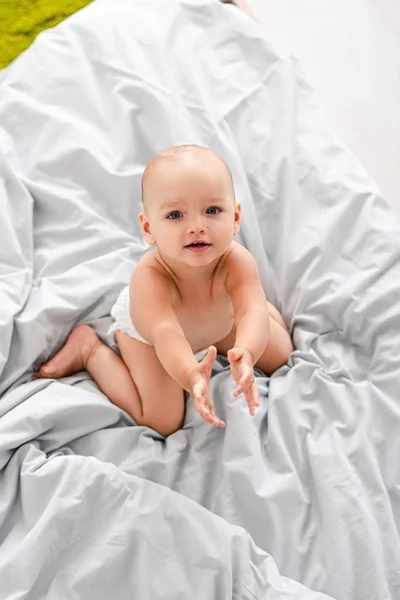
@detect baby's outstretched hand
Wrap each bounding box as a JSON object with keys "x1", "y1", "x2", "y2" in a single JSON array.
[
  {"x1": 190, "y1": 346, "x2": 225, "y2": 428},
  {"x1": 227, "y1": 347, "x2": 260, "y2": 416}
]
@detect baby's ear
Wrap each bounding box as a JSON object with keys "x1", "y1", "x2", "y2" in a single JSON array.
[
  {"x1": 233, "y1": 202, "x2": 241, "y2": 235},
  {"x1": 138, "y1": 212, "x2": 156, "y2": 246}
]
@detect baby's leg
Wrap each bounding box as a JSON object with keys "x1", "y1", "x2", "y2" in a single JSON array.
[
  {"x1": 34, "y1": 325, "x2": 184, "y2": 437},
  {"x1": 257, "y1": 303, "x2": 294, "y2": 374},
  {"x1": 115, "y1": 330, "x2": 185, "y2": 436},
  {"x1": 266, "y1": 301, "x2": 289, "y2": 330}
]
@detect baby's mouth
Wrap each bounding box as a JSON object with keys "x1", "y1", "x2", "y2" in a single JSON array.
[
  {"x1": 184, "y1": 241, "x2": 212, "y2": 253},
  {"x1": 185, "y1": 242, "x2": 211, "y2": 248}
]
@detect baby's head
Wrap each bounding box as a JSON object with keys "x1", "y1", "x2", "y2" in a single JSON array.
[{"x1": 138, "y1": 145, "x2": 241, "y2": 266}]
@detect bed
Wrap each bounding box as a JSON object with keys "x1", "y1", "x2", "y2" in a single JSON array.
[{"x1": 0, "y1": 0, "x2": 399, "y2": 598}]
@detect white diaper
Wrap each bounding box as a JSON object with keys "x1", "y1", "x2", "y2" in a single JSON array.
[{"x1": 108, "y1": 285, "x2": 151, "y2": 345}]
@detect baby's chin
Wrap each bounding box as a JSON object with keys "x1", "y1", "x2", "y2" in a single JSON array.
[{"x1": 159, "y1": 245, "x2": 221, "y2": 265}]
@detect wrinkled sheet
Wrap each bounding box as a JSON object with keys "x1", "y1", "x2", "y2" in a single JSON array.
[{"x1": 1, "y1": 0, "x2": 400, "y2": 598}]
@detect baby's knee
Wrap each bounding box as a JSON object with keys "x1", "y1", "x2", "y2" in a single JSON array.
[
  {"x1": 159, "y1": 420, "x2": 183, "y2": 437},
  {"x1": 150, "y1": 416, "x2": 184, "y2": 437},
  {"x1": 139, "y1": 409, "x2": 184, "y2": 437}
]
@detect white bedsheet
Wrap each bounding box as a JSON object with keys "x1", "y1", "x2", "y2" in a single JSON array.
[{"x1": 0, "y1": 0, "x2": 400, "y2": 598}]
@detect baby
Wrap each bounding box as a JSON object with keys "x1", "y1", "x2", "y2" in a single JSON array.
[{"x1": 34, "y1": 145, "x2": 293, "y2": 436}]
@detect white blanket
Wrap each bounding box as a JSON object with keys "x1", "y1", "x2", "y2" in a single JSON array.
[{"x1": 0, "y1": 0, "x2": 399, "y2": 598}]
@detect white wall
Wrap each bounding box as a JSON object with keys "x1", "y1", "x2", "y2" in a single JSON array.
[{"x1": 246, "y1": 0, "x2": 400, "y2": 213}]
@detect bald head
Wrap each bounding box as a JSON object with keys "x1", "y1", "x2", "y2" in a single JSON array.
[{"x1": 141, "y1": 145, "x2": 235, "y2": 210}]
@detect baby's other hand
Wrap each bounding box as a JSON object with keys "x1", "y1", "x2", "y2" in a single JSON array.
[
  {"x1": 190, "y1": 346, "x2": 225, "y2": 428},
  {"x1": 227, "y1": 347, "x2": 260, "y2": 416}
]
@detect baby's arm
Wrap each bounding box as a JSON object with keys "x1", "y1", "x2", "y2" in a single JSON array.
[
  {"x1": 226, "y1": 247, "x2": 270, "y2": 365},
  {"x1": 131, "y1": 267, "x2": 224, "y2": 426},
  {"x1": 131, "y1": 267, "x2": 199, "y2": 390}
]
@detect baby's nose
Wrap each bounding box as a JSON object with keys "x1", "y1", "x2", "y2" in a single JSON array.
[{"x1": 188, "y1": 220, "x2": 206, "y2": 234}]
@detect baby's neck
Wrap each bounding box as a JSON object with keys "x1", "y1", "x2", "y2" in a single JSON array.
[{"x1": 155, "y1": 250, "x2": 222, "y2": 287}]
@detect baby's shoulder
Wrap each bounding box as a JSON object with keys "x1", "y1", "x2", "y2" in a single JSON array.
[
  {"x1": 222, "y1": 241, "x2": 255, "y2": 271},
  {"x1": 130, "y1": 250, "x2": 173, "y2": 288},
  {"x1": 134, "y1": 249, "x2": 158, "y2": 271},
  {"x1": 222, "y1": 242, "x2": 260, "y2": 289}
]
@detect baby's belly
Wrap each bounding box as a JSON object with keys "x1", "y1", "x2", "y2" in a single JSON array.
[{"x1": 181, "y1": 316, "x2": 235, "y2": 354}]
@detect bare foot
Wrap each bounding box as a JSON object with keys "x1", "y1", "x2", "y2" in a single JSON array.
[{"x1": 33, "y1": 325, "x2": 101, "y2": 379}]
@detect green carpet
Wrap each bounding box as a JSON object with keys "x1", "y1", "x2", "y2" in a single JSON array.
[{"x1": 0, "y1": 0, "x2": 93, "y2": 69}]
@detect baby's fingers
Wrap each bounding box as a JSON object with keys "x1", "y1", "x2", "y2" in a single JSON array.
[
  {"x1": 195, "y1": 397, "x2": 225, "y2": 428},
  {"x1": 200, "y1": 346, "x2": 217, "y2": 370},
  {"x1": 211, "y1": 415, "x2": 226, "y2": 428},
  {"x1": 200, "y1": 406, "x2": 225, "y2": 428},
  {"x1": 233, "y1": 371, "x2": 253, "y2": 398},
  {"x1": 207, "y1": 400, "x2": 226, "y2": 428},
  {"x1": 246, "y1": 384, "x2": 260, "y2": 416}
]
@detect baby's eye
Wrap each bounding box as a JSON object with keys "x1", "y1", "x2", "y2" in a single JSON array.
[
  {"x1": 167, "y1": 211, "x2": 183, "y2": 220},
  {"x1": 206, "y1": 206, "x2": 221, "y2": 215}
]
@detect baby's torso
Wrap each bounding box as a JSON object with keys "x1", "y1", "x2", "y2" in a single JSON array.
[
  {"x1": 135, "y1": 249, "x2": 235, "y2": 353},
  {"x1": 170, "y1": 278, "x2": 234, "y2": 353}
]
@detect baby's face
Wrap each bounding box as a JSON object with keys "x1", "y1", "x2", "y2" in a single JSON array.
[{"x1": 139, "y1": 158, "x2": 240, "y2": 267}]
